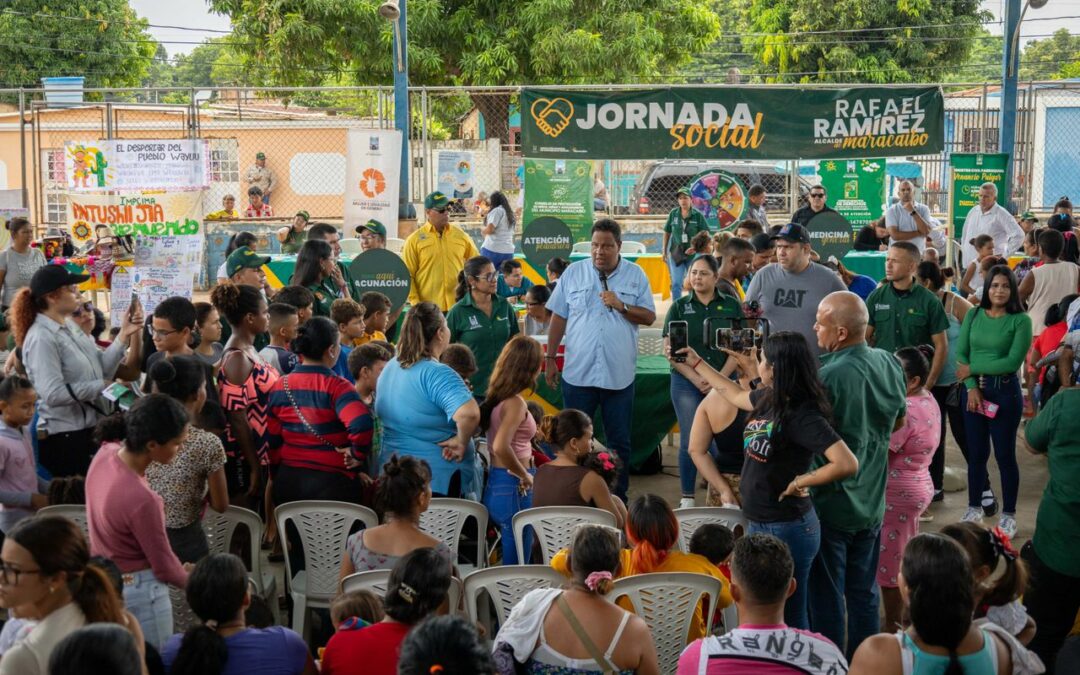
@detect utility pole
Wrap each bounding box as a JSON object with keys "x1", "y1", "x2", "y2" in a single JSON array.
[{"x1": 1000, "y1": 0, "x2": 1022, "y2": 199}]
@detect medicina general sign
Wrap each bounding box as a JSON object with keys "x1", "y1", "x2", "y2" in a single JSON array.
[{"x1": 521, "y1": 86, "x2": 944, "y2": 160}]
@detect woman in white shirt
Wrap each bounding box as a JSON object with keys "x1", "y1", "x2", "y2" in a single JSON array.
[{"x1": 480, "y1": 191, "x2": 516, "y2": 268}]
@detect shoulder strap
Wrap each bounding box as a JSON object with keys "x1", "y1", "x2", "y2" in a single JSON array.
[
  {"x1": 554, "y1": 594, "x2": 617, "y2": 674},
  {"x1": 281, "y1": 375, "x2": 337, "y2": 451}
]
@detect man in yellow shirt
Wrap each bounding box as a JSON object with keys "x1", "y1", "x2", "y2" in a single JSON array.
[
  {"x1": 206, "y1": 194, "x2": 239, "y2": 220},
  {"x1": 403, "y1": 191, "x2": 479, "y2": 311}
]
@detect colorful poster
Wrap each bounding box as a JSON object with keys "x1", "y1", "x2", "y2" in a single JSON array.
[
  {"x1": 436, "y1": 151, "x2": 475, "y2": 199},
  {"x1": 687, "y1": 169, "x2": 747, "y2": 232},
  {"x1": 64, "y1": 140, "x2": 209, "y2": 191},
  {"x1": 949, "y1": 153, "x2": 1008, "y2": 236},
  {"x1": 522, "y1": 86, "x2": 944, "y2": 160},
  {"x1": 109, "y1": 267, "x2": 133, "y2": 328},
  {"x1": 523, "y1": 158, "x2": 593, "y2": 244},
  {"x1": 817, "y1": 158, "x2": 885, "y2": 228},
  {"x1": 345, "y1": 129, "x2": 402, "y2": 238},
  {"x1": 65, "y1": 191, "x2": 205, "y2": 246},
  {"x1": 131, "y1": 265, "x2": 194, "y2": 315}
]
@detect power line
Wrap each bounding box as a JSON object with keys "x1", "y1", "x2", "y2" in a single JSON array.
[{"x1": 0, "y1": 9, "x2": 231, "y2": 34}]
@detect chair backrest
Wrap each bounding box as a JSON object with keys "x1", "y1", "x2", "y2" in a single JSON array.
[
  {"x1": 637, "y1": 327, "x2": 665, "y2": 356},
  {"x1": 571, "y1": 241, "x2": 591, "y2": 254},
  {"x1": 202, "y1": 506, "x2": 268, "y2": 593},
  {"x1": 419, "y1": 498, "x2": 488, "y2": 570},
  {"x1": 609, "y1": 572, "x2": 723, "y2": 675},
  {"x1": 385, "y1": 237, "x2": 406, "y2": 254},
  {"x1": 339, "y1": 237, "x2": 363, "y2": 256},
  {"x1": 341, "y1": 570, "x2": 463, "y2": 615},
  {"x1": 36, "y1": 505, "x2": 88, "y2": 538},
  {"x1": 674, "y1": 507, "x2": 749, "y2": 553},
  {"x1": 512, "y1": 506, "x2": 617, "y2": 565},
  {"x1": 620, "y1": 240, "x2": 646, "y2": 255},
  {"x1": 170, "y1": 585, "x2": 199, "y2": 634},
  {"x1": 275, "y1": 501, "x2": 379, "y2": 602},
  {"x1": 463, "y1": 565, "x2": 566, "y2": 632}
]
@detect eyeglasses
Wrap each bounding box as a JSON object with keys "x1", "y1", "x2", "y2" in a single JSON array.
[
  {"x1": 0, "y1": 562, "x2": 41, "y2": 585},
  {"x1": 152, "y1": 328, "x2": 182, "y2": 339},
  {"x1": 473, "y1": 272, "x2": 499, "y2": 282},
  {"x1": 359, "y1": 233, "x2": 380, "y2": 241},
  {"x1": 430, "y1": 207, "x2": 448, "y2": 214},
  {"x1": 810, "y1": 193, "x2": 825, "y2": 198},
  {"x1": 72, "y1": 301, "x2": 93, "y2": 317}
]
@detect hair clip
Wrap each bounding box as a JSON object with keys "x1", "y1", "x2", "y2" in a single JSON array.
[
  {"x1": 584, "y1": 571, "x2": 613, "y2": 592},
  {"x1": 398, "y1": 582, "x2": 418, "y2": 604},
  {"x1": 989, "y1": 527, "x2": 1018, "y2": 561},
  {"x1": 205, "y1": 619, "x2": 219, "y2": 630},
  {"x1": 429, "y1": 667, "x2": 444, "y2": 674}
]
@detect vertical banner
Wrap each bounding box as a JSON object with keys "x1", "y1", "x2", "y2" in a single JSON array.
[
  {"x1": 949, "y1": 153, "x2": 1009, "y2": 237},
  {"x1": 436, "y1": 150, "x2": 475, "y2": 199},
  {"x1": 523, "y1": 159, "x2": 593, "y2": 244},
  {"x1": 345, "y1": 129, "x2": 402, "y2": 238},
  {"x1": 817, "y1": 158, "x2": 885, "y2": 228}
]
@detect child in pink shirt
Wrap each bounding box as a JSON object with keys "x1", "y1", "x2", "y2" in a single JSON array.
[{"x1": 0, "y1": 376, "x2": 48, "y2": 536}]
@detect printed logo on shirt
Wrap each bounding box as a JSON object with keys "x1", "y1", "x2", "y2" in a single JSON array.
[
  {"x1": 773, "y1": 288, "x2": 807, "y2": 309},
  {"x1": 683, "y1": 304, "x2": 697, "y2": 315},
  {"x1": 744, "y1": 418, "x2": 774, "y2": 463},
  {"x1": 468, "y1": 315, "x2": 481, "y2": 330},
  {"x1": 875, "y1": 304, "x2": 890, "y2": 311}
]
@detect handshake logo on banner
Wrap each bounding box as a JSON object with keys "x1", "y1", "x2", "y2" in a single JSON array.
[{"x1": 531, "y1": 97, "x2": 575, "y2": 138}]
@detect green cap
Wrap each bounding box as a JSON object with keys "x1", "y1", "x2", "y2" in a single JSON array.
[
  {"x1": 255, "y1": 152, "x2": 266, "y2": 159},
  {"x1": 295, "y1": 210, "x2": 310, "y2": 222},
  {"x1": 676, "y1": 186, "x2": 692, "y2": 197},
  {"x1": 424, "y1": 191, "x2": 450, "y2": 210},
  {"x1": 1020, "y1": 211, "x2": 1037, "y2": 222},
  {"x1": 226, "y1": 246, "x2": 271, "y2": 277},
  {"x1": 356, "y1": 219, "x2": 387, "y2": 237}
]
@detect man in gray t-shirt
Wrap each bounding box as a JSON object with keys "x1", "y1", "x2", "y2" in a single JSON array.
[{"x1": 744, "y1": 223, "x2": 847, "y2": 355}]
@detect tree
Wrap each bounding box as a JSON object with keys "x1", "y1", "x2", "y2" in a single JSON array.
[
  {"x1": 943, "y1": 28, "x2": 1002, "y2": 83},
  {"x1": 685, "y1": 0, "x2": 758, "y2": 82},
  {"x1": 141, "y1": 43, "x2": 176, "y2": 93},
  {"x1": 739, "y1": 0, "x2": 989, "y2": 83},
  {"x1": 206, "y1": 0, "x2": 720, "y2": 144},
  {"x1": 1020, "y1": 28, "x2": 1080, "y2": 81},
  {"x1": 0, "y1": 0, "x2": 156, "y2": 89}
]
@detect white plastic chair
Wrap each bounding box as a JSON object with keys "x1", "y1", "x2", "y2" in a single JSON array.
[
  {"x1": 36, "y1": 505, "x2": 88, "y2": 539},
  {"x1": 419, "y1": 498, "x2": 489, "y2": 574},
  {"x1": 385, "y1": 237, "x2": 406, "y2": 254},
  {"x1": 275, "y1": 501, "x2": 378, "y2": 640},
  {"x1": 674, "y1": 506, "x2": 749, "y2": 553},
  {"x1": 170, "y1": 585, "x2": 199, "y2": 634},
  {"x1": 620, "y1": 240, "x2": 646, "y2": 255},
  {"x1": 609, "y1": 572, "x2": 723, "y2": 674},
  {"x1": 571, "y1": 241, "x2": 591, "y2": 254},
  {"x1": 338, "y1": 237, "x2": 363, "y2": 256},
  {"x1": 202, "y1": 506, "x2": 280, "y2": 624},
  {"x1": 340, "y1": 569, "x2": 463, "y2": 615},
  {"x1": 512, "y1": 506, "x2": 617, "y2": 565},
  {"x1": 463, "y1": 565, "x2": 566, "y2": 635},
  {"x1": 637, "y1": 327, "x2": 665, "y2": 356}
]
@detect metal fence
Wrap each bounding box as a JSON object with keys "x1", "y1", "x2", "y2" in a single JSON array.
[{"x1": 2, "y1": 81, "x2": 1079, "y2": 230}]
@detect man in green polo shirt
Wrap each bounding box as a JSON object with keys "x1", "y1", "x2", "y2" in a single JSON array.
[
  {"x1": 809, "y1": 290, "x2": 907, "y2": 658},
  {"x1": 866, "y1": 241, "x2": 949, "y2": 389},
  {"x1": 662, "y1": 186, "x2": 708, "y2": 300}
]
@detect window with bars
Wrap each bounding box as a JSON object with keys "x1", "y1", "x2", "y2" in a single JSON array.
[{"x1": 41, "y1": 149, "x2": 67, "y2": 223}]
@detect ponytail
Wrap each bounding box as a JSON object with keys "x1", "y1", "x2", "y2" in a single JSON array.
[
  {"x1": 397, "y1": 302, "x2": 444, "y2": 368},
  {"x1": 940, "y1": 521, "x2": 1028, "y2": 609},
  {"x1": 454, "y1": 270, "x2": 469, "y2": 302},
  {"x1": 10, "y1": 287, "x2": 46, "y2": 347},
  {"x1": 625, "y1": 495, "x2": 678, "y2": 575},
  {"x1": 456, "y1": 256, "x2": 493, "y2": 302},
  {"x1": 172, "y1": 553, "x2": 248, "y2": 675},
  {"x1": 73, "y1": 564, "x2": 126, "y2": 624},
  {"x1": 170, "y1": 626, "x2": 228, "y2": 675},
  {"x1": 902, "y1": 534, "x2": 974, "y2": 675}
]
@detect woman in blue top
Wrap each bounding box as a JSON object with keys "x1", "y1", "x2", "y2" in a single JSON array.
[{"x1": 374, "y1": 302, "x2": 480, "y2": 497}]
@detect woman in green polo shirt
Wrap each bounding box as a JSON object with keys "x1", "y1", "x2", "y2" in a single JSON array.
[
  {"x1": 662, "y1": 254, "x2": 743, "y2": 508},
  {"x1": 447, "y1": 256, "x2": 519, "y2": 398},
  {"x1": 662, "y1": 187, "x2": 708, "y2": 300},
  {"x1": 290, "y1": 239, "x2": 338, "y2": 317}
]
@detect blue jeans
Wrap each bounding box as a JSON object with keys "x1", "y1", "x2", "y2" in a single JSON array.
[
  {"x1": 484, "y1": 467, "x2": 534, "y2": 565},
  {"x1": 749, "y1": 510, "x2": 820, "y2": 630},
  {"x1": 123, "y1": 569, "x2": 173, "y2": 650},
  {"x1": 480, "y1": 247, "x2": 515, "y2": 269},
  {"x1": 668, "y1": 257, "x2": 689, "y2": 300},
  {"x1": 671, "y1": 371, "x2": 710, "y2": 497},
  {"x1": 561, "y1": 380, "x2": 635, "y2": 501},
  {"x1": 961, "y1": 376, "x2": 1022, "y2": 514},
  {"x1": 809, "y1": 522, "x2": 882, "y2": 659}
]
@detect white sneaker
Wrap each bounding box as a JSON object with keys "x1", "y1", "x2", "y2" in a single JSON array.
[
  {"x1": 961, "y1": 506, "x2": 985, "y2": 523},
  {"x1": 998, "y1": 515, "x2": 1018, "y2": 539},
  {"x1": 679, "y1": 498, "x2": 696, "y2": 509}
]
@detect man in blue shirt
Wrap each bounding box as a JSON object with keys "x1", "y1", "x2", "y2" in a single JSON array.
[{"x1": 545, "y1": 219, "x2": 656, "y2": 500}]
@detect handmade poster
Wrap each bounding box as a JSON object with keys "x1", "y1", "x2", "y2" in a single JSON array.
[
  {"x1": 65, "y1": 191, "x2": 205, "y2": 246},
  {"x1": 64, "y1": 140, "x2": 210, "y2": 191},
  {"x1": 109, "y1": 267, "x2": 133, "y2": 328},
  {"x1": 345, "y1": 129, "x2": 402, "y2": 238},
  {"x1": 131, "y1": 266, "x2": 194, "y2": 315},
  {"x1": 436, "y1": 150, "x2": 475, "y2": 199}
]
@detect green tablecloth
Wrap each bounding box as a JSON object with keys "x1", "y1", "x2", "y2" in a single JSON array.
[
  {"x1": 841, "y1": 251, "x2": 886, "y2": 281},
  {"x1": 531, "y1": 354, "x2": 675, "y2": 470}
]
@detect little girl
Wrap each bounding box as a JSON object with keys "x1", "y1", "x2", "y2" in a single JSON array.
[
  {"x1": 961, "y1": 234, "x2": 996, "y2": 297},
  {"x1": 942, "y1": 520, "x2": 1036, "y2": 645},
  {"x1": 0, "y1": 375, "x2": 48, "y2": 541},
  {"x1": 879, "y1": 345, "x2": 940, "y2": 632},
  {"x1": 583, "y1": 447, "x2": 620, "y2": 493}
]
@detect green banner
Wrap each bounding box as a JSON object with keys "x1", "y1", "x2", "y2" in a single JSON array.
[
  {"x1": 523, "y1": 86, "x2": 944, "y2": 160},
  {"x1": 522, "y1": 217, "x2": 573, "y2": 270},
  {"x1": 949, "y1": 153, "x2": 1009, "y2": 235},
  {"x1": 523, "y1": 158, "x2": 594, "y2": 243},
  {"x1": 817, "y1": 158, "x2": 885, "y2": 228},
  {"x1": 805, "y1": 211, "x2": 855, "y2": 261},
  {"x1": 347, "y1": 248, "x2": 412, "y2": 311}
]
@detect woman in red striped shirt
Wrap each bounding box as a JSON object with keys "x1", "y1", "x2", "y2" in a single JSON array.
[{"x1": 267, "y1": 317, "x2": 374, "y2": 506}]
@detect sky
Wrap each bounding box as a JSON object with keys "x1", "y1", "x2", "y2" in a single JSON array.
[{"x1": 136, "y1": 0, "x2": 1080, "y2": 56}]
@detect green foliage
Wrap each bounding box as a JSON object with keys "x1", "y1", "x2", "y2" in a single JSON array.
[
  {"x1": 0, "y1": 0, "x2": 156, "y2": 88},
  {"x1": 942, "y1": 28, "x2": 1002, "y2": 83},
  {"x1": 1019, "y1": 28, "x2": 1080, "y2": 81}
]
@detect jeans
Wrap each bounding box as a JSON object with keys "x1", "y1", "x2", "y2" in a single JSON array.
[
  {"x1": 961, "y1": 377, "x2": 1022, "y2": 514},
  {"x1": 561, "y1": 380, "x2": 635, "y2": 500},
  {"x1": 480, "y1": 247, "x2": 514, "y2": 269},
  {"x1": 1022, "y1": 540, "x2": 1080, "y2": 673},
  {"x1": 484, "y1": 467, "x2": 534, "y2": 565},
  {"x1": 123, "y1": 569, "x2": 173, "y2": 650},
  {"x1": 671, "y1": 371, "x2": 709, "y2": 497},
  {"x1": 809, "y1": 522, "x2": 882, "y2": 659},
  {"x1": 749, "y1": 510, "x2": 820, "y2": 630},
  {"x1": 929, "y1": 384, "x2": 977, "y2": 492},
  {"x1": 667, "y1": 257, "x2": 689, "y2": 300}
]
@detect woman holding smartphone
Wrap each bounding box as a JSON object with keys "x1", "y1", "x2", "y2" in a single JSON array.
[{"x1": 662, "y1": 254, "x2": 745, "y2": 509}]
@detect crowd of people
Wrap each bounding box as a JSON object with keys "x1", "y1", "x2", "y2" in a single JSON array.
[{"x1": 0, "y1": 177, "x2": 1072, "y2": 674}]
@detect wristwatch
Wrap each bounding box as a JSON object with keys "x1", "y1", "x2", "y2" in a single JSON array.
[{"x1": 618, "y1": 302, "x2": 629, "y2": 315}]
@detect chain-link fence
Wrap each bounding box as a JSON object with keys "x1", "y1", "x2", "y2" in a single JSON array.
[{"x1": 3, "y1": 81, "x2": 1079, "y2": 233}]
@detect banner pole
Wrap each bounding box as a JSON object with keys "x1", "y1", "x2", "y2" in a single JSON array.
[{"x1": 946, "y1": 164, "x2": 954, "y2": 270}]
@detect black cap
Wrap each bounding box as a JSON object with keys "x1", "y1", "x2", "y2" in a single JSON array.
[
  {"x1": 30, "y1": 265, "x2": 89, "y2": 299},
  {"x1": 750, "y1": 233, "x2": 775, "y2": 252},
  {"x1": 770, "y1": 222, "x2": 811, "y2": 244}
]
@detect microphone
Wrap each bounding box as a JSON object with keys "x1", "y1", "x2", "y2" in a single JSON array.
[{"x1": 598, "y1": 270, "x2": 613, "y2": 312}]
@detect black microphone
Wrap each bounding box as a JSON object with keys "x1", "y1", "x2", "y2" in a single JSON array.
[{"x1": 598, "y1": 270, "x2": 613, "y2": 312}]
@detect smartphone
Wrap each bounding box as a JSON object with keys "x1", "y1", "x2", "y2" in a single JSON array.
[
  {"x1": 128, "y1": 292, "x2": 141, "y2": 320},
  {"x1": 716, "y1": 327, "x2": 758, "y2": 352},
  {"x1": 977, "y1": 400, "x2": 1000, "y2": 419},
  {"x1": 669, "y1": 321, "x2": 689, "y2": 363}
]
